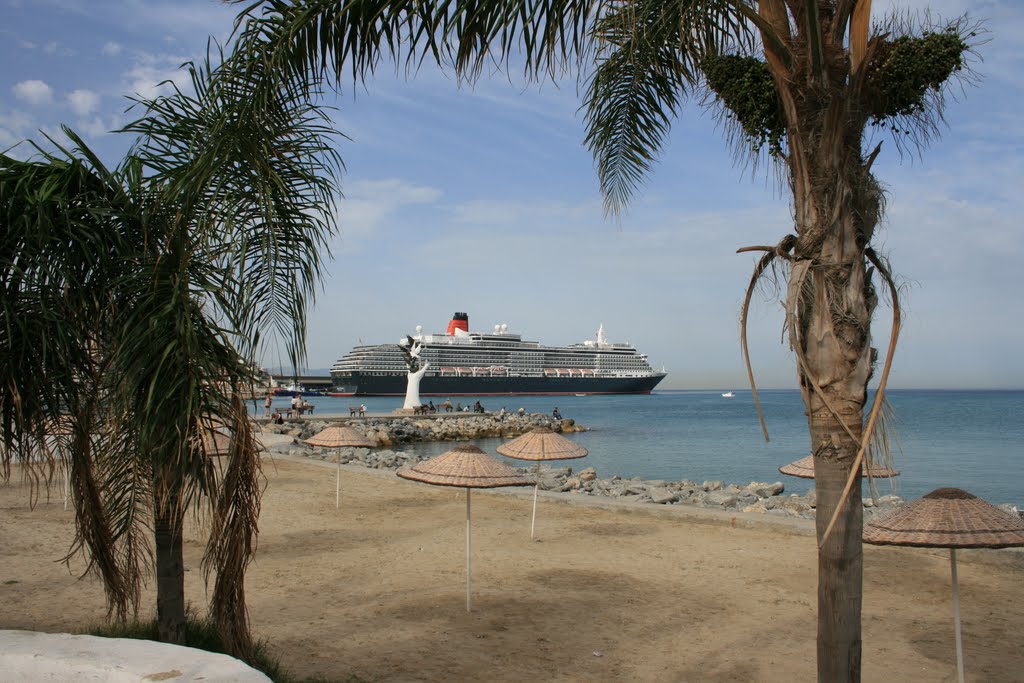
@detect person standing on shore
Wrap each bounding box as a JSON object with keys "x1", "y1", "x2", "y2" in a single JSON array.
[
  {"x1": 552, "y1": 407, "x2": 561, "y2": 420},
  {"x1": 264, "y1": 392, "x2": 273, "y2": 417}
]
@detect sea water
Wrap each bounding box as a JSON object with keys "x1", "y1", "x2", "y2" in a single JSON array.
[{"x1": 262, "y1": 390, "x2": 1023, "y2": 507}]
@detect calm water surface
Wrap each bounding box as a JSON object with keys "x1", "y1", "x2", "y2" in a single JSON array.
[{"x1": 263, "y1": 390, "x2": 1023, "y2": 507}]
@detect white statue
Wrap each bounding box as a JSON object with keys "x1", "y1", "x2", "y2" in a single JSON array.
[{"x1": 400, "y1": 336, "x2": 430, "y2": 410}]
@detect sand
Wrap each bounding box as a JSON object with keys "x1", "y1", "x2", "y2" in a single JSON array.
[{"x1": 2, "y1": 453, "x2": 1022, "y2": 682}]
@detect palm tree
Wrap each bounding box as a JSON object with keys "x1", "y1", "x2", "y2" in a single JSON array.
[
  {"x1": 226, "y1": 1, "x2": 978, "y2": 678},
  {"x1": 0, "y1": 49, "x2": 340, "y2": 655}
]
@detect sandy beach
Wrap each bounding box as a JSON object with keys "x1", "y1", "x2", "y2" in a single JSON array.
[{"x1": 2, "y1": 452, "x2": 1022, "y2": 682}]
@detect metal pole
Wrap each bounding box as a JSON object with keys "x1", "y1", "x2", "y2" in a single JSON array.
[
  {"x1": 466, "y1": 488, "x2": 472, "y2": 612},
  {"x1": 531, "y1": 483, "x2": 539, "y2": 539},
  {"x1": 950, "y1": 548, "x2": 965, "y2": 683},
  {"x1": 336, "y1": 450, "x2": 341, "y2": 508}
]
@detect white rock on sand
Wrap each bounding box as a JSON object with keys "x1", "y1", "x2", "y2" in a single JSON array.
[{"x1": 0, "y1": 630, "x2": 270, "y2": 682}]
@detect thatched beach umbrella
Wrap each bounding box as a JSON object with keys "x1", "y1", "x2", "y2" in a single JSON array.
[
  {"x1": 864, "y1": 488, "x2": 1024, "y2": 683},
  {"x1": 496, "y1": 426, "x2": 588, "y2": 538},
  {"x1": 397, "y1": 444, "x2": 531, "y2": 611},
  {"x1": 778, "y1": 454, "x2": 899, "y2": 479},
  {"x1": 305, "y1": 426, "x2": 375, "y2": 508}
]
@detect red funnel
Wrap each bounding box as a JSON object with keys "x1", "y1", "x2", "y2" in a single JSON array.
[{"x1": 447, "y1": 312, "x2": 469, "y2": 336}]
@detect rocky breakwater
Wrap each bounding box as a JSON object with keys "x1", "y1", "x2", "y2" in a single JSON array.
[
  {"x1": 260, "y1": 413, "x2": 911, "y2": 521},
  {"x1": 529, "y1": 466, "x2": 908, "y2": 521},
  {"x1": 263, "y1": 411, "x2": 584, "y2": 449}
]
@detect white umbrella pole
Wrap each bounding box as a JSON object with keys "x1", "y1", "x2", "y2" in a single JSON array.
[
  {"x1": 950, "y1": 548, "x2": 965, "y2": 683},
  {"x1": 63, "y1": 461, "x2": 69, "y2": 511},
  {"x1": 466, "y1": 488, "x2": 472, "y2": 612},
  {"x1": 336, "y1": 451, "x2": 341, "y2": 509},
  {"x1": 531, "y1": 483, "x2": 539, "y2": 539}
]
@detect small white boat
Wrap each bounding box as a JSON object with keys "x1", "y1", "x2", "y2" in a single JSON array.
[{"x1": 721, "y1": 391, "x2": 735, "y2": 398}]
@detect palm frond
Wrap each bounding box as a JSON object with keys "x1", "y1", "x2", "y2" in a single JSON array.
[
  {"x1": 583, "y1": 34, "x2": 686, "y2": 215},
  {"x1": 583, "y1": 0, "x2": 746, "y2": 215},
  {"x1": 0, "y1": 135, "x2": 134, "y2": 477},
  {"x1": 801, "y1": 0, "x2": 827, "y2": 83},
  {"x1": 121, "y1": 46, "x2": 341, "y2": 370},
  {"x1": 232, "y1": 0, "x2": 598, "y2": 86},
  {"x1": 203, "y1": 394, "x2": 263, "y2": 658}
]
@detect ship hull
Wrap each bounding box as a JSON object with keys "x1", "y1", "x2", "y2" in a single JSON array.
[{"x1": 331, "y1": 372, "x2": 666, "y2": 396}]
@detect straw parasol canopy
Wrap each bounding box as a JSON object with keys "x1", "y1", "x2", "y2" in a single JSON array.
[
  {"x1": 864, "y1": 487, "x2": 1024, "y2": 549},
  {"x1": 495, "y1": 427, "x2": 588, "y2": 461},
  {"x1": 304, "y1": 426, "x2": 375, "y2": 449},
  {"x1": 305, "y1": 426, "x2": 376, "y2": 508},
  {"x1": 864, "y1": 488, "x2": 1024, "y2": 683},
  {"x1": 397, "y1": 445, "x2": 531, "y2": 611},
  {"x1": 497, "y1": 427, "x2": 588, "y2": 538},
  {"x1": 779, "y1": 454, "x2": 899, "y2": 479},
  {"x1": 398, "y1": 444, "x2": 532, "y2": 489}
]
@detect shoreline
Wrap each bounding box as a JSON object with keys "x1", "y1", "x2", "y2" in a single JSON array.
[{"x1": 257, "y1": 414, "x2": 931, "y2": 523}]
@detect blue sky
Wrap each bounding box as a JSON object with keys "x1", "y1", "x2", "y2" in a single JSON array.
[{"x1": 2, "y1": 0, "x2": 1022, "y2": 389}]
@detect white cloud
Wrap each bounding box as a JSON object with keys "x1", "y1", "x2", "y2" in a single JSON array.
[
  {"x1": 67, "y1": 89, "x2": 100, "y2": 116},
  {"x1": 101, "y1": 41, "x2": 122, "y2": 57},
  {"x1": 12, "y1": 80, "x2": 54, "y2": 105},
  {"x1": 76, "y1": 116, "x2": 114, "y2": 139},
  {"x1": 123, "y1": 53, "x2": 191, "y2": 100},
  {"x1": 337, "y1": 179, "x2": 443, "y2": 240},
  {"x1": 44, "y1": 41, "x2": 58, "y2": 55}
]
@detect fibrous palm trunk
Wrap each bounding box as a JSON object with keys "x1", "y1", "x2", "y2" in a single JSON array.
[
  {"x1": 786, "y1": 87, "x2": 877, "y2": 683},
  {"x1": 786, "y1": 121, "x2": 876, "y2": 679},
  {"x1": 154, "y1": 486, "x2": 186, "y2": 645}
]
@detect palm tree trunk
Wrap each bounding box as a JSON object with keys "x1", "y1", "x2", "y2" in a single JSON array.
[
  {"x1": 154, "y1": 487, "x2": 186, "y2": 645},
  {"x1": 798, "y1": 243, "x2": 870, "y2": 682},
  {"x1": 812, "y1": 421, "x2": 865, "y2": 681},
  {"x1": 788, "y1": 118, "x2": 876, "y2": 682}
]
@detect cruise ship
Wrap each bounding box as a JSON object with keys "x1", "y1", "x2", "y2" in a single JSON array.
[{"x1": 329, "y1": 312, "x2": 667, "y2": 396}]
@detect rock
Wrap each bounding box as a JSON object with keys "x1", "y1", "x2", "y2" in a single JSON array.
[
  {"x1": 748, "y1": 481, "x2": 785, "y2": 498},
  {"x1": 704, "y1": 490, "x2": 739, "y2": 507},
  {"x1": 559, "y1": 478, "x2": 581, "y2": 492},
  {"x1": 702, "y1": 480, "x2": 725, "y2": 492},
  {"x1": 536, "y1": 475, "x2": 561, "y2": 490},
  {"x1": 578, "y1": 467, "x2": 597, "y2": 482},
  {"x1": 779, "y1": 498, "x2": 811, "y2": 515},
  {"x1": 649, "y1": 487, "x2": 678, "y2": 504}
]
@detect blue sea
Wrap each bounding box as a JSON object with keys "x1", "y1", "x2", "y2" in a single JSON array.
[{"x1": 264, "y1": 390, "x2": 1023, "y2": 508}]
